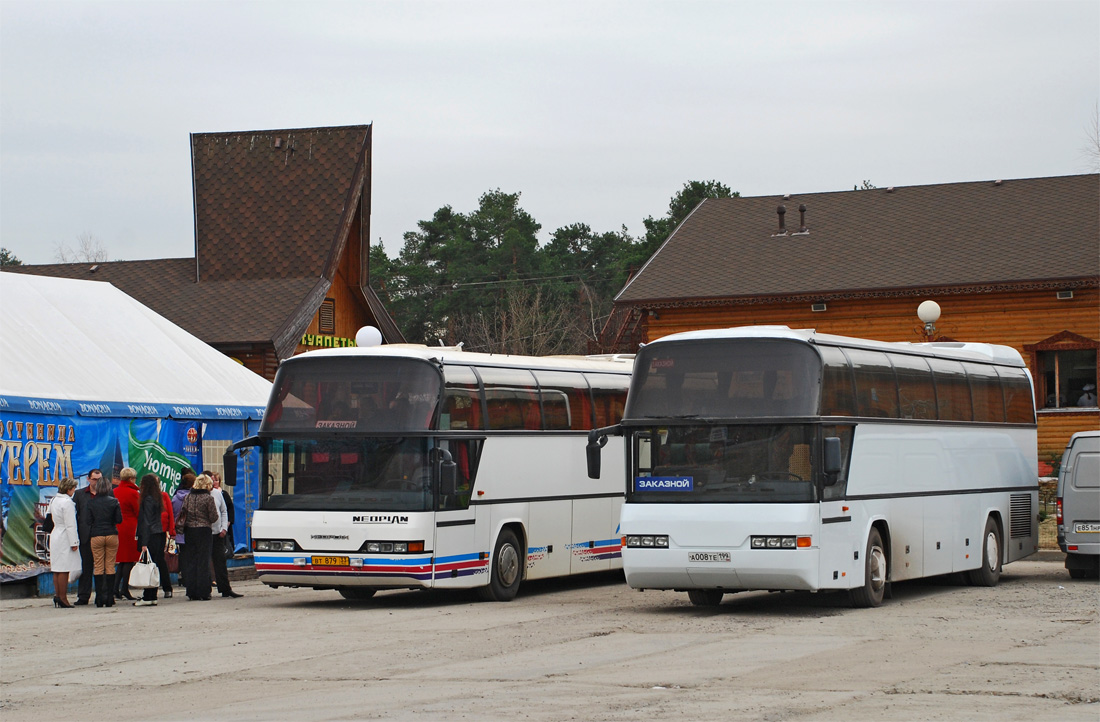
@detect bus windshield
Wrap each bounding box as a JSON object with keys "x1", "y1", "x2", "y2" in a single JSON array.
[
  {"x1": 626, "y1": 339, "x2": 821, "y2": 419},
  {"x1": 631, "y1": 424, "x2": 818, "y2": 503},
  {"x1": 264, "y1": 437, "x2": 432, "y2": 512},
  {"x1": 262, "y1": 357, "x2": 441, "y2": 433}
]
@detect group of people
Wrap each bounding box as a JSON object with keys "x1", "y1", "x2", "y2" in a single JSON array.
[{"x1": 46, "y1": 466, "x2": 242, "y2": 608}]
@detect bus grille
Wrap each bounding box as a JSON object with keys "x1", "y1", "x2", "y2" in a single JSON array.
[{"x1": 1010, "y1": 494, "x2": 1032, "y2": 539}]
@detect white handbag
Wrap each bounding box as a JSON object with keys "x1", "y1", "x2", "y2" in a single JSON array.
[{"x1": 129, "y1": 548, "x2": 161, "y2": 589}]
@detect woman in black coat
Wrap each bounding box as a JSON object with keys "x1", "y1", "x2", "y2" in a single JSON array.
[
  {"x1": 134, "y1": 474, "x2": 167, "y2": 606},
  {"x1": 86, "y1": 476, "x2": 122, "y2": 607},
  {"x1": 179, "y1": 474, "x2": 219, "y2": 601}
]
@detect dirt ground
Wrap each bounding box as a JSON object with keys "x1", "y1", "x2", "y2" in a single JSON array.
[{"x1": 1, "y1": 559, "x2": 1096, "y2": 721}]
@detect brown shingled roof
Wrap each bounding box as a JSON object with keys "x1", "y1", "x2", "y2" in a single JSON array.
[
  {"x1": 192, "y1": 124, "x2": 371, "y2": 281},
  {"x1": 617, "y1": 174, "x2": 1100, "y2": 305}
]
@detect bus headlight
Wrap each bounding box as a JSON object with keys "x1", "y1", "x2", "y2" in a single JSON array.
[
  {"x1": 254, "y1": 539, "x2": 297, "y2": 552},
  {"x1": 362, "y1": 540, "x2": 425, "y2": 554},
  {"x1": 751, "y1": 536, "x2": 811, "y2": 549},
  {"x1": 624, "y1": 535, "x2": 669, "y2": 548}
]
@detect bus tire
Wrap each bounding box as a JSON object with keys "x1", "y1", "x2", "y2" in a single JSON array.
[
  {"x1": 337, "y1": 587, "x2": 376, "y2": 601},
  {"x1": 966, "y1": 517, "x2": 1002, "y2": 587},
  {"x1": 850, "y1": 527, "x2": 886, "y2": 608},
  {"x1": 478, "y1": 528, "x2": 522, "y2": 602},
  {"x1": 687, "y1": 589, "x2": 724, "y2": 607}
]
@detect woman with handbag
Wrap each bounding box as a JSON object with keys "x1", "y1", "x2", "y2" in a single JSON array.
[
  {"x1": 158, "y1": 482, "x2": 176, "y2": 598},
  {"x1": 47, "y1": 478, "x2": 81, "y2": 608},
  {"x1": 87, "y1": 475, "x2": 122, "y2": 607},
  {"x1": 171, "y1": 473, "x2": 194, "y2": 590},
  {"x1": 180, "y1": 474, "x2": 219, "y2": 601},
  {"x1": 134, "y1": 474, "x2": 167, "y2": 607}
]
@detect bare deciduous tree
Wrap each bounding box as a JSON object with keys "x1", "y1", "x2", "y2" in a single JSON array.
[
  {"x1": 1084, "y1": 102, "x2": 1100, "y2": 173},
  {"x1": 54, "y1": 231, "x2": 109, "y2": 263},
  {"x1": 452, "y1": 286, "x2": 587, "y2": 356}
]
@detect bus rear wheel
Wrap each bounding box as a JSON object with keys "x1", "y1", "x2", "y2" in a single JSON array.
[
  {"x1": 966, "y1": 517, "x2": 1002, "y2": 587},
  {"x1": 850, "y1": 528, "x2": 886, "y2": 608},
  {"x1": 478, "y1": 528, "x2": 522, "y2": 602},
  {"x1": 337, "y1": 587, "x2": 376, "y2": 601},
  {"x1": 687, "y1": 589, "x2": 724, "y2": 607}
]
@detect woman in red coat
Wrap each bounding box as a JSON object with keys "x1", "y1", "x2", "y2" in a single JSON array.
[
  {"x1": 156, "y1": 486, "x2": 176, "y2": 597},
  {"x1": 113, "y1": 467, "x2": 142, "y2": 600}
]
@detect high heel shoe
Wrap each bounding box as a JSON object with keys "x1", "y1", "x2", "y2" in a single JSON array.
[{"x1": 52, "y1": 596, "x2": 60, "y2": 608}]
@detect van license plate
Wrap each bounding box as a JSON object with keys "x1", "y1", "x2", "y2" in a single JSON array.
[
  {"x1": 312, "y1": 556, "x2": 350, "y2": 566},
  {"x1": 688, "y1": 552, "x2": 731, "y2": 563},
  {"x1": 1073, "y1": 523, "x2": 1100, "y2": 533}
]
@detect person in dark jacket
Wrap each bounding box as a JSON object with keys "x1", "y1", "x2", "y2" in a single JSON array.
[
  {"x1": 87, "y1": 475, "x2": 123, "y2": 607},
  {"x1": 179, "y1": 474, "x2": 219, "y2": 601},
  {"x1": 134, "y1": 474, "x2": 167, "y2": 607},
  {"x1": 172, "y1": 474, "x2": 194, "y2": 589},
  {"x1": 71, "y1": 468, "x2": 103, "y2": 605}
]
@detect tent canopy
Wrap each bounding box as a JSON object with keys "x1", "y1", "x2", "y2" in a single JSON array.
[{"x1": 0, "y1": 272, "x2": 271, "y2": 419}]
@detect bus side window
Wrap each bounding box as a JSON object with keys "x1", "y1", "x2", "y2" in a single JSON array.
[
  {"x1": 845, "y1": 349, "x2": 900, "y2": 418},
  {"x1": 480, "y1": 368, "x2": 540, "y2": 430},
  {"x1": 964, "y1": 362, "x2": 1006, "y2": 423},
  {"x1": 890, "y1": 353, "x2": 936, "y2": 420},
  {"x1": 438, "y1": 439, "x2": 481, "y2": 510},
  {"x1": 997, "y1": 366, "x2": 1036, "y2": 423},
  {"x1": 818, "y1": 346, "x2": 856, "y2": 416},
  {"x1": 821, "y1": 426, "x2": 853, "y2": 500},
  {"x1": 442, "y1": 366, "x2": 482, "y2": 431},
  {"x1": 588, "y1": 373, "x2": 627, "y2": 427},
  {"x1": 928, "y1": 357, "x2": 972, "y2": 421}
]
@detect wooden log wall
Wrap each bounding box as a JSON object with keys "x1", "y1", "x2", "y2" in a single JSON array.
[{"x1": 645, "y1": 287, "x2": 1100, "y2": 457}]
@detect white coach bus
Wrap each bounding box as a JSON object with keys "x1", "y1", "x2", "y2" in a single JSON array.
[
  {"x1": 225, "y1": 332, "x2": 631, "y2": 601},
  {"x1": 586, "y1": 326, "x2": 1039, "y2": 607}
]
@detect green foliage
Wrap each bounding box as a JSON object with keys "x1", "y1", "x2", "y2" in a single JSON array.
[
  {"x1": 372, "y1": 180, "x2": 738, "y2": 353},
  {"x1": 0, "y1": 247, "x2": 23, "y2": 267}
]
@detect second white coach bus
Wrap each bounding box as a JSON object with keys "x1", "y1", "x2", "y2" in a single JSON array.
[
  {"x1": 586, "y1": 326, "x2": 1039, "y2": 607},
  {"x1": 226, "y1": 334, "x2": 631, "y2": 601}
]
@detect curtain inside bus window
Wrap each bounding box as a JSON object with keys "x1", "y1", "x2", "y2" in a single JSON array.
[
  {"x1": 533, "y1": 370, "x2": 592, "y2": 431},
  {"x1": 480, "y1": 368, "x2": 541, "y2": 430},
  {"x1": 818, "y1": 346, "x2": 856, "y2": 416},
  {"x1": 927, "y1": 357, "x2": 973, "y2": 421},
  {"x1": 963, "y1": 362, "x2": 1006, "y2": 423},
  {"x1": 843, "y1": 348, "x2": 899, "y2": 418},
  {"x1": 441, "y1": 365, "x2": 483, "y2": 431},
  {"x1": 588, "y1": 373, "x2": 627, "y2": 427},
  {"x1": 890, "y1": 353, "x2": 937, "y2": 420},
  {"x1": 996, "y1": 366, "x2": 1036, "y2": 423}
]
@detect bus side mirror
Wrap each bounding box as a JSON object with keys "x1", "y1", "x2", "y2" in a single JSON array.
[
  {"x1": 223, "y1": 450, "x2": 237, "y2": 487},
  {"x1": 823, "y1": 436, "x2": 842, "y2": 484},
  {"x1": 587, "y1": 432, "x2": 608, "y2": 479},
  {"x1": 437, "y1": 448, "x2": 457, "y2": 496}
]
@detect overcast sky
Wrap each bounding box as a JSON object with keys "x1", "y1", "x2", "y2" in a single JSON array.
[{"x1": 2, "y1": 0, "x2": 1097, "y2": 266}]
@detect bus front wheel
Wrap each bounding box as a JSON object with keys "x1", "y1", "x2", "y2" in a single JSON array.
[
  {"x1": 850, "y1": 528, "x2": 886, "y2": 608},
  {"x1": 687, "y1": 589, "x2": 724, "y2": 607},
  {"x1": 479, "y1": 528, "x2": 522, "y2": 602},
  {"x1": 966, "y1": 517, "x2": 1002, "y2": 587}
]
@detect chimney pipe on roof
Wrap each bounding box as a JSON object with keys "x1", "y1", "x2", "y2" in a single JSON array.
[
  {"x1": 776, "y1": 205, "x2": 787, "y2": 234},
  {"x1": 798, "y1": 204, "x2": 808, "y2": 233}
]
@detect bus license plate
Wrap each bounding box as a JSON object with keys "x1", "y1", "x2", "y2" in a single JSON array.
[
  {"x1": 1073, "y1": 523, "x2": 1100, "y2": 533},
  {"x1": 688, "y1": 552, "x2": 731, "y2": 563},
  {"x1": 312, "y1": 556, "x2": 350, "y2": 566}
]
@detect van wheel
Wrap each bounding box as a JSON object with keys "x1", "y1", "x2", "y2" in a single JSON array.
[
  {"x1": 478, "y1": 528, "x2": 522, "y2": 602},
  {"x1": 687, "y1": 590, "x2": 724, "y2": 607},
  {"x1": 966, "y1": 517, "x2": 1002, "y2": 587},
  {"x1": 850, "y1": 528, "x2": 886, "y2": 608},
  {"x1": 337, "y1": 587, "x2": 376, "y2": 601}
]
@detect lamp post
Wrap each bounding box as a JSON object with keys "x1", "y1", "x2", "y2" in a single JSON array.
[{"x1": 917, "y1": 300, "x2": 941, "y2": 342}]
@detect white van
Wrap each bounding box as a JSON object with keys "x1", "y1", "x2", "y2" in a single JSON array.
[{"x1": 1056, "y1": 430, "x2": 1100, "y2": 579}]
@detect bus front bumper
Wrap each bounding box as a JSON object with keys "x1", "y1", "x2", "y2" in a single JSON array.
[{"x1": 623, "y1": 546, "x2": 821, "y2": 592}]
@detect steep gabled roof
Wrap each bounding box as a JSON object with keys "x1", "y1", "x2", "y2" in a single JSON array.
[
  {"x1": 617, "y1": 174, "x2": 1100, "y2": 305},
  {"x1": 192, "y1": 124, "x2": 372, "y2": 281}
]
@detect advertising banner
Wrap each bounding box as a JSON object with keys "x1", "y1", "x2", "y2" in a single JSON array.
[{"x1": 0, "y1": 411, "x2": 251, "y2": 581}]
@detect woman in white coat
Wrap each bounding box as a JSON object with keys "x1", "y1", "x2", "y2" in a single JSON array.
[{"x1": 48, "y1": 478, "x2": 81, "y2": 608}]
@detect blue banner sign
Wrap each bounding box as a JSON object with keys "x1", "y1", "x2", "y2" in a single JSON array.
[{"x1": 634, "y1": 476, "x2": 694, "y2": 492}]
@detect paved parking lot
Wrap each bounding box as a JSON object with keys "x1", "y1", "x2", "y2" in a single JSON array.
[{"x1": 1, "y1": 559, "x2": 1097, "y2": 721}]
